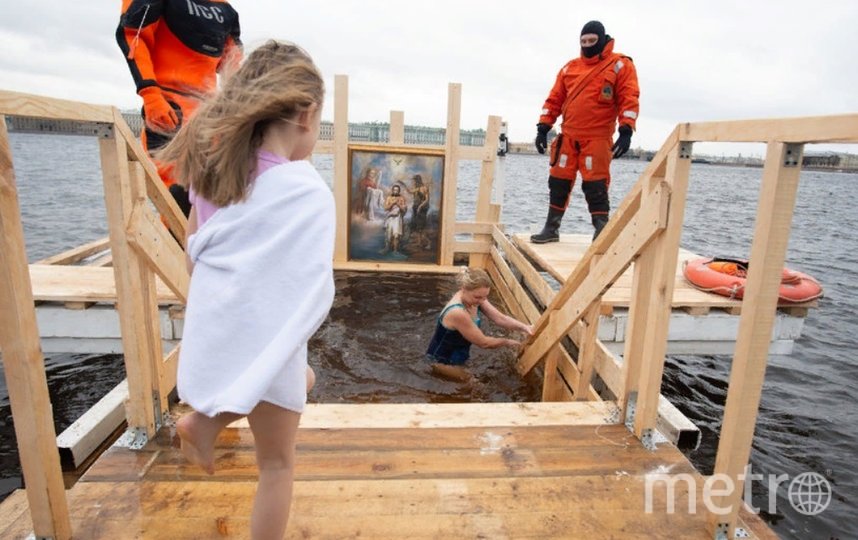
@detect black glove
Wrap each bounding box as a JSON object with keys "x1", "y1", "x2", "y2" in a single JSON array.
[
  {"x1": 534, "y1": 123, "x2": 551, "y2": 154},
  {"x1": 612, "y1": 125, "x2": 633, "y2": 159}
]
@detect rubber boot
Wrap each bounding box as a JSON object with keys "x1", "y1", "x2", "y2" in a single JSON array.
[
  {"x1": 592, "y1": 214, "x2": 609, "y2": 240},
  {"x1": 531, "y1": 207, "x2": 564, "y2": 244}
]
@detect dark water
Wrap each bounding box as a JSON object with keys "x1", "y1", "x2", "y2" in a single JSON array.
[{"x1": 2, "y1": 133, "x2": 856, "y2": 539}]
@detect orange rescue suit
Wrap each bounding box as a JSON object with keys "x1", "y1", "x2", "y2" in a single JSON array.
[
  {"x1": 116, "y1": 0, "x2": 242, "y2": 187},
  {"x1": 539, "y1": 40, "x2": 639, "y2": 140}
]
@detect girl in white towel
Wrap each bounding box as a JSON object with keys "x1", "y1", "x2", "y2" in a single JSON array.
[{"x1": 158, "y1": 40, "x2": 333, "y2": 539}]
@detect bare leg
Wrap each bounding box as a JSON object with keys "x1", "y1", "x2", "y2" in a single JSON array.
[
  {"x1": 176, "y1": 410, "x2": 241, "y2": 475},
  {"x1": 247, "y1": 401, "x2": 301, "y2": 540},
  {"x1": 430, "y1": 362, "x2": 472, "y2": 382}
]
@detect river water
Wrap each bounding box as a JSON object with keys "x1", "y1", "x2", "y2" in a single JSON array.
[{"x1": 1, "y1": 133, "x2": 856, "y2": 539}]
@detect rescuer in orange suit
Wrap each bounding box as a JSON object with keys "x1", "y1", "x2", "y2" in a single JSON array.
[
  {"x1": 531, "y1": 20, "x2": 639, "y2": 242},
  {"x1": 116, "y1": 0, "x2": 242, "y2": 216}
]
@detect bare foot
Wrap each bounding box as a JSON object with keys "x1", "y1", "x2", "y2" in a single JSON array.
[{"x1": 176, "y1": 412, "x2": 219, "y2": 475}]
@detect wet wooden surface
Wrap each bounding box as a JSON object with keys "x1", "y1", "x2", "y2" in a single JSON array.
[{"x1": 1, "y1": 403, "x2": 775, "y2": 539}]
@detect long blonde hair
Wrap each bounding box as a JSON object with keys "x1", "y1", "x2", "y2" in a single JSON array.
[{"x1": 158, "y1": 40, "x2": 324, "y2": 207}]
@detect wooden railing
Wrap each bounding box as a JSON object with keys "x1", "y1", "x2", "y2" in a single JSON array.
[
  {"x1": 513, "y1": 113, "x2": 858, "y2": 538},
  {"x1": 0, "y1": 89, "x2": 190, "y2": 539}
]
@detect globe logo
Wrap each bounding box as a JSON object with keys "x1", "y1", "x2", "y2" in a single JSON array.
[{"x1": 788, "y1": 472, "x2": 831, "y2": 516}]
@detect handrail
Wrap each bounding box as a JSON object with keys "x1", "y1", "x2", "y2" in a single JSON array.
[
  {"x1": 516, "y1": 112, "x2": 858, "y2": 539},
  {"x1": 0, "y1": 92, "x2": 192, "y2": 539}
]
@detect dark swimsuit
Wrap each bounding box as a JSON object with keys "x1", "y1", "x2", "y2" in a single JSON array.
[{"x1": 425, "y1": 303, "x2": 482, "y2": 366}]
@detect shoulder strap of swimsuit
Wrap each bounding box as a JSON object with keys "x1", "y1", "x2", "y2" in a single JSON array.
[{"x1": 439, "y1": 303, "x2": 466, "y2": 320}]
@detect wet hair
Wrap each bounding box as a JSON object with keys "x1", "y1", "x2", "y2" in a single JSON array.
[
  {"x1": 455, "y1": 267, "x2": 491, "y2": 291},
  {"x1": 158, "y1": 40, "x2": 324, "y2": 207}
]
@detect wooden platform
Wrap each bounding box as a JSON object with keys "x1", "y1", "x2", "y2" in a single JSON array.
[
  {"x1": 513, "y1": 233, "x2": 816, "y2": 313},
  {"x1": 512, "y1": 233, "x2": 811, "y2": 355},
  {"x1": 0, "y1": 402, "x2": 775, "y2": 539}
]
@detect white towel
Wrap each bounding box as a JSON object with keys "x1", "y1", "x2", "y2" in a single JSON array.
[{"x1": 178, "y1": 160, "x2": 335, "y2": 417}]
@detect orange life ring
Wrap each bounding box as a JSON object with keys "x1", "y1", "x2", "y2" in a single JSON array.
[{"x1": 682, "y1": 257, "x2": 823, "y2": 303}]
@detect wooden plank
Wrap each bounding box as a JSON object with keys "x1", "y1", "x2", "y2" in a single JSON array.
[
  {"x1": 4, "y1": 474, "x2": 770, "y2": 539},
  {"x1": 575, "y1": 301, "x2": 601, "y2": 400},
  {"x1": 389, "y1": 110, "x2": 404, "y2": 144},
  {"x1": 452, "y1": 240, "x2": 491, "y2": 254},
  {"x1": 0, "y1": 490, "x2": 32, "y2": 540},
  {"x1": 620, "y1": 233, "x2": 660, "y2": 417},
  {"x1": 160, "y1": 344, "x2": 180, "y2": 403},
  {"x1": 0, "y1": 89, "x2": 114, "y2": 123},
  {"x1": 679, "y1": 114, "x2": 858, "y2": 144},
  {"x1": 541, "y1": 346, "x2": 567, "y2": 401},
  {"x1": 487, "y1": 250, "x2": 596, "y2": 401},
  {"x1": 99, "y1": 131, "x2": 159, "y2": 436},
  {"x1": 229, "y1": 401, "x2": 618, "y2": 430},
  {"x1": 634, "y1": 144, "x2": 693, "y2": 439},
  {"x1": 33, "y1": 236, "x2": 109, "y2": 266},
  {"x1": 470, "y1": 115, "x2": 502, "y2": 268},
  {"x1": 707, "y1": 142, "x2": 804, "y2": 536},
  {"x1": 28, "y1": 264, "x2": 180, "y2": 303},
  {"x1": 440, "y1": 83, "x2": 462, "y2": 266},
  {"x1": 519, "y1": 185, "x2": 668, "y2": 374},
  {"x1": 126, "y1": 201, "x2": 190, "y2": 304},
  {"x1": 454, "y1": 221, "x2": 502, "y2": 235},
  {"x1": 493, "y1": 227, "x2": 556, "y2": 306},
  {"x1": 0, "y1": 115, "x2": 72, "y2": 538},
  {"x1": 111, "y1": 108, "x2": 187, "y2": 247},
  {"x1": 332, "y1": 261, "x2": 461, "y2": 274},
  {"x1": 333, "y1": 74, "x2": 349, "y2": 263},
  {"x1": 143, "y1": 442, "x2": 688, "y2": 483},
  {"x1": 525, "y1": 187, "x2": 644, "y2": 341},
  {"x1": 86, "y1": 252, "x2": 113, "y2": 267}
]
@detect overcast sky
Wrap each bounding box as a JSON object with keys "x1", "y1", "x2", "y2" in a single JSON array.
[{"x1": 2, "y1": 1, "x2": 857, "y2": 155}]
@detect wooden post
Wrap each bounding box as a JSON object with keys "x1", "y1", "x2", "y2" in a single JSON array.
[
  {"x1": 541, "y1": 347, "x2": 565, "y2": 401},
  {"x1": 470, "y1": 115, "x2": 502, "y2": 268},
  {"x1": 333, "y1": 74, "x2": 349, "y2": 263},
  {"x1": 129, "y1": 162, "x2": 172, "y2": 413},
  {"x1": 99, "y1": 121, "x2": 161, "y2": 437},
  {"x1": 619, "y1": 186, "x2": 663, "y2": 418},
  {"x1": 0, "y1": 116, "x2": 72, "y2": 539},
  {"x1": 574, "y1": 301, "x2": 601, "y2": 400},
  {"x1": 707, "y1": 142, "x2": 804, "y2": 538},
  {"x1": 389, "y1": 110, "x2": 404, "y2": 145},
  {"x1": 440, "y1": 83, "x2": 462, "y2": 266},
  {"x1": 631, "y1": 142, "x2": 692, "y2": 440}
]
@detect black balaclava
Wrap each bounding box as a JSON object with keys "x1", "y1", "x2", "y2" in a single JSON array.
[{"x1": 580, "y1": 20, "x2": 608, "y2": 58}]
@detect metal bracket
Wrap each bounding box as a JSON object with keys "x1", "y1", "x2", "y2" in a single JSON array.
[
  {"x1": 624, "y1": 392, "x2": 638, "y2": 429},
  {"x1": 114, "y1": 426, "x2": 149, "y2": 450},
  {"x1": 679, "y1": 141, "x2": 693, "y2": 160},
  {"x1": 5, "y1": 116, "x2": 114, "y2": 138},
  {"x1": 714, "y1": 523, "x2": 748, "y2": 539},
  {"x1": 153, "y1": 391, "x2": 164, "y2": 431},
  {"x1": 783, "y1": 143, "x2": 802, "y2": 167}
]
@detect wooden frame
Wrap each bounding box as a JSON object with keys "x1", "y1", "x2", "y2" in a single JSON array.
[
  {"x1": 346, "y1": 143, "x2": 445, "y2": 264},
  {"x1": 5, "y1": 84, "x2": 855, "y2": 540}
]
